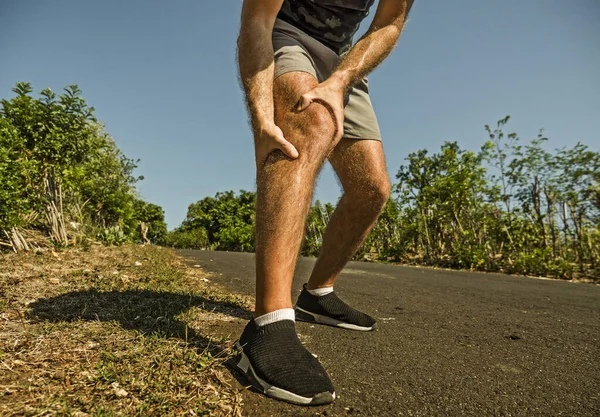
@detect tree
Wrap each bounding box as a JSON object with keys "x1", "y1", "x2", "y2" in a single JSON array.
[
  {"x1": 133, "y1": 199, "x2": 168, "y2": 245},
  {"x1": 303, "y1": 201, "x2": 335, "y2": 257},
  {"x1": 170, "y1": 190, "x2": 256, "y2": 252}
]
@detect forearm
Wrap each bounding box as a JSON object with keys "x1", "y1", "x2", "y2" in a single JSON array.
[
  {"x1": 238, "y1": 23, "x2": 276, "y2": 129},
  {"x1": 330, "y1": 1, "x2": 412, "y2": 89},
  {"x1": 330, "y1": 27, "x2": 400, "y2": 88}
]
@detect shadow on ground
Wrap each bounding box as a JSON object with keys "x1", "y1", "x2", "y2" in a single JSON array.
[{"x1": 27, "y1": 289, "x2": 253, "y2": 353}]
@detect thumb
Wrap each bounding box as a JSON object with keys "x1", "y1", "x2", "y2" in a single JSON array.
[
  {"x1": 334, "y1": 108, "x2": 345, "y2": 142},
  {"x1": 295, "y1": 93, "x2": 313, "y2": 112}
]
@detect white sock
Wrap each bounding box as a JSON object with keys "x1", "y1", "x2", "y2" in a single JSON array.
[
  {"x1": 254, "y1": 308, "x2": 295, "y2": 327},
  {"x1": 307, "y1": 286, "x2": 334, "y2": 297}
]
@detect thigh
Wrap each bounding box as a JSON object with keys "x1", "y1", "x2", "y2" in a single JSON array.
[
  {"x1": 328, "y1": 139, "x2": 389, "y2": 193},
  {"x1": 273, "y1": 71, "x2": 318, "y2": 116}
]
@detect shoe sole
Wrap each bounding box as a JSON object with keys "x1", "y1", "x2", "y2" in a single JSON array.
[
  {"x1": 234, "y1": 342, "x2": 335, "y2": 406},
  {"x1": 294, "y1": 306, "x2": 375, "y2": 331}
]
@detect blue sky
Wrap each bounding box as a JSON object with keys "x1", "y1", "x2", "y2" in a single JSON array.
[{"x1": 1, "y1": 0, "x2": 598, "y2": 229}]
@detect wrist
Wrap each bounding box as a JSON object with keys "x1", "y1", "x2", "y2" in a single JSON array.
[
  {"x1": 328, "y1": 70, "x2": 352, "y2": 90},
  {"x1": 251, "y1": 113, "x2": 274, "y2": 131}
]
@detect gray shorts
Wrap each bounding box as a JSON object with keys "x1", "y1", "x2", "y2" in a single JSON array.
[{"x1": 272, "y1": 18, "x2": 382, "y2": 141}]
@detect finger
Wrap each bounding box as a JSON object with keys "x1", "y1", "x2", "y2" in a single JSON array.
[
  {"x1": 256, "y1": 137, "x2": 299, "y2": 164},
  {"x1": 255, "y1": 139, "x2": 277, "y2": 167},
  {"x1": 276, "y1": 137, "x2": 299, "y2": 159},
  {"x1": 334, "y1": 108, "x2": 345, "y2": 141},
  {"x1": 295, "y1": 94, "x2": 313, "y2": 112},
  {"x1": 313, "y1": 98, "x2": 343, "y2": 141}
]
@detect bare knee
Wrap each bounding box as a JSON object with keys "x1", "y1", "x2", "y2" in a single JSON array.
[
  {"x1": 348, "y1": 175, "x2": 391, "y2": 212},
  {"x1": 269, "y1": 72, "x2": 336, "y2": 170},
  {"x1": 300, "y1": 104, "x2": 336, "y2": 140},
  {"x1": 370, "y1": 176, "x2": 392, "y2": 208},
  {"x1": 278, "y1": 104, "x2": 335, "y2": 163},
  {"x1": 261, "y1": 106, "x2": 335, "y2": 175}
]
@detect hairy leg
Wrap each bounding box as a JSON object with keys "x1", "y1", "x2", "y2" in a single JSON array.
[
  {"x1": 307, "y1": 139, "x2": 391, "y2": 290},
  {"x1": 254, "y1": 72, "x2": 337, "y2": 316}
]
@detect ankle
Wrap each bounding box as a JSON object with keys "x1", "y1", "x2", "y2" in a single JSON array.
[
  {"x1": 306, "y1": 281, "x2": 335, "y2": 291},
  {"x1": 254, "y1": 302, "x2": 294, "y2": 318},
  {"x1": 306, "y1": 286, "x2": 334, "y2": 296},
  {"x1": 254, "y1": 308, "x2": 295, "y2": 326}
]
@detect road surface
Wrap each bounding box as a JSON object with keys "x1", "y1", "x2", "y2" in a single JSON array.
[{"x1": 177, "y1": 249, "x2": 599, "y2": 416}]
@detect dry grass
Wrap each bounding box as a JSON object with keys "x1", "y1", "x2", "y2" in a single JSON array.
[{"x1": 0, "y1": 244, "x2": 254, "y2": 416}]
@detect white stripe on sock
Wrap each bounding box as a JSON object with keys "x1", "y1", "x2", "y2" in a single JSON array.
[
  {"x1": 307, "y1": 286, "x2": 334, "y2": 297},
  {"x1": 254, "y1": 308, "x2": 295, "y2": 327}
]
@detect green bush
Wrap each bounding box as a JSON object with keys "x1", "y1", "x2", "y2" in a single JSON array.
[
  {"x1": 166, "y1": 227, "x2": 210, "y2": 250},
  {"x1": 0, "y1": 82, "x2": 164, "y2": 249},
  {"x1": 169, "y1": 190, "x2": 256, "y2": 252}
]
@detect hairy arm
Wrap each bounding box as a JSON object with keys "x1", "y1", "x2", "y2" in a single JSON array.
[
  {"x1": 331, "y1": 0, "x2": 414, "y2": 88},
  {"x1": 238, "y1": 0, "x2": 298, "y2": 162}
]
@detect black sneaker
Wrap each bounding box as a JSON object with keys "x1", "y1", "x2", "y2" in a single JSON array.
[
  {"x1": 294, "y1": 284, "x2": 377, "y2": 331},
  {"x1": 235, "y1": 319, "x2": 335, "y2": 405}
]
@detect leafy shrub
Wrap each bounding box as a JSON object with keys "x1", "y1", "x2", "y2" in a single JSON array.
[{"x1": 0, "y1": 82, "x2": 164, "y2": 249}]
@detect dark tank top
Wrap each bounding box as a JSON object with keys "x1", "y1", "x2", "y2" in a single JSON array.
[{"x1": 277, "y1": 0, "x2": 376, "y2": 54}]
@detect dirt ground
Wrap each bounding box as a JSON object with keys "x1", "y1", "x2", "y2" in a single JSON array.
[{"x1": 0, "y1": 244, "x2": 253, "y2": 416}]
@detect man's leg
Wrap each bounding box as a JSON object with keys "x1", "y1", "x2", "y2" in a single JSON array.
[
  {"x1": 254, "y1": 70, "x2": 337, "y2": 316},
  {"x1": 293, "y1": 139, "x2": 390, "y2": 331},
  {"x1": 308, "y1": 139, "x2": 391, "y2": 289},
  {"x1": 235, "y1": 71, "x2": 338, "y2": 406}
]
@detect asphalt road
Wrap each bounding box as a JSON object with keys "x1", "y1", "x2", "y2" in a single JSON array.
[{"x1": 176, "y1": 250, "x2": 600, "y2": 417}]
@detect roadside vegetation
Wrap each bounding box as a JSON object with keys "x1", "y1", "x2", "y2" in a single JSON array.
[
  {"x1": 167, "y1": 117, "x2": 599, "y2": 281},
  {"x1": 0, "y1": 244, "x2": 251, "y2": 416},
  {"x1": 0, "y1": 83, "x2": 252, "y2": 415},
  {"x1": 0, "y1": 82, "x2": 167, "y2": 252},
  {"x1": 1, "y1": 81, "x2": 597, "y2": 281}
]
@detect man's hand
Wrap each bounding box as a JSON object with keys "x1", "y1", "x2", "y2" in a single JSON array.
[
  {"x1": 295, "y1": 78, "x2": 346, "y2": 142},
  {"x1": 254, "y1": 121, "x2": 299, "y2": 166}
]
